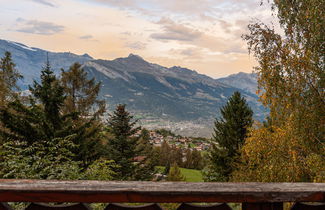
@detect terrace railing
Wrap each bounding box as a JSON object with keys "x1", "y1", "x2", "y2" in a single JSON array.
[{"x1": 0, "y1": 179, "x2": 324, "y2": 210}]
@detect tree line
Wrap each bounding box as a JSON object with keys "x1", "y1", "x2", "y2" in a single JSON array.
[
  {"x1": 0, "y1": 53, "x2": 155, "y2": 180},
  {"x1": 0, "y1": 0, "x2": 323, "y2": 183}
]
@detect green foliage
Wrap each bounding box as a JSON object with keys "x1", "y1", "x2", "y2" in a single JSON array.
[
  {"x1": 0, "y1": 57, "x2": 117, "y2": 180},
  {"x1": 29, "y1": 59, "x2": 65, "y2": 129},
  {"x1": 61, "y1": 62, "x2": 105, "y2": 117},
  {"x1": 166, "y1": 162, "x2": 185, "y2": 181},
  {"x1": 155, "y1": 141, "x2": 183, "y2": 170},
  {"x1": 83, "y1": 159, "x2": 118, "y2": 180},
  {"x1": 183, "y1": 149, "x2": 204, "y2": 170},
  {"x1": 0, "y1": 135, "x2": 80, "y2": 179},
  {"x1": 0, "y1": 51, "x2": 22, "y2": 105},
  {"x1": 106, "y1": 104, "x2": 153, "y2": 180},
  {"x1": 133, "y1": 128, "x2": 157, "y2": 180},
  {"x1": 60, "y1": 62, "x2": 107, "y2": 167},
  {"x1": 204, "y1": 91, "x2": 253, "y2": 181},
  {"x1": 234, "y1": 0, "x2": 325, "y2": 182}
]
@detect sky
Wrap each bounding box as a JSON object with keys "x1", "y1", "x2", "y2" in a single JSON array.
[{"x1": 0, "y1": 0, "x2": 278, "y2": 78}]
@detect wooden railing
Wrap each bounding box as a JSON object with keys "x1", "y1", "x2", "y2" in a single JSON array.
[{"x1": 0, "y1": 179, "x2": 324, "y2": 209}]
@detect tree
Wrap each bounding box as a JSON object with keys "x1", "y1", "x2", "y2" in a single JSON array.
[
  {"x1": 191, "y1": 149, "x2": 204, "y2": 170},
  {"x1": 183, "y1": 148, "x2": 204, "y2": 169},
  {"x1": 233, "y1": 0, "x2": 325, "y2": 182},
  {"x1": 166, "y1": 162, "x2": 185, "y2": 181},
  {"x1": 0, "y1": 51, "x2": 22, "y2": 106},
  {"x1": 0, "y1": 135, "x2": 81, "y2": 180},
  {"x1": 61, "y1": 62, "x2": 106, "y2": 166},
  {"x1": 0, "y1": 59, "x2": 99, "y2": 167},
  {"x1": 29, "y1": 59, "x2": 65, "y2": 131},
  {"x1": 0, "y1": 59, "x2": 69, "y2": 145},
  {"x1": 204, "y1": 91, "x2": 253, "y2": 181},
  {"x1": 60, "y1": 62, "x2": 105, "y2": 117},
  {"x1": 105, "y1": 104, "x2": 141, "y2": 180}
]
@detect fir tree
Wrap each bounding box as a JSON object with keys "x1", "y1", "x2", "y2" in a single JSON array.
[
  {"x1": 105, "y1": 104, "x2": 141, "y2": 180},
  {"x1": 205, "y1": 91, "x2": 253, "y2": 181},
  {"x1": 166, "y1": 162, "x2": 185, "y2": 181},
  {"x1": 29, "y1": 58, "x2": 65, "y2": 131}
]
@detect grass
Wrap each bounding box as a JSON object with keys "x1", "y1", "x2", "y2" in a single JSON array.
[{"x1": 156, "y1": 166, "x2": 203, "y2": 182}]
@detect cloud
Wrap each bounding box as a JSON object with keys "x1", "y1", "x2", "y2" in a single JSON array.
[
  {"x1": 31, "y1": 0, "x2": 56, "y2": 7},
  {"x1": 85, "y1": 0, "x2": 263, "y2": 20},
  {"x1": 150, "y1": 18, "x2": 202, "y2": 42},
  {"x1": 124, "y1": 41, "x2": 146, "y2": 50},
  {"x1": 15, "y1": 18, "x2": 64, "y2": 35},
  {"x1": 79, "y1": 35, "x2": 93, "y2": 40}
]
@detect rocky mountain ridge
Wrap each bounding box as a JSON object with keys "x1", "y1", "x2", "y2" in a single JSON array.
[{"x1": 0, "y1": 39, "x2": 266, "y2": 137}]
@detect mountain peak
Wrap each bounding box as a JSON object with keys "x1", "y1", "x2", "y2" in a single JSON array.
[
  {"x1": 127, "y1": 53, "x2": 144, "y2": 60},
  {"x1": 82, "y1": 53, "x2": 93, "y2": 59}
]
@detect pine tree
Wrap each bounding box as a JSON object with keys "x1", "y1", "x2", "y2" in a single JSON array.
[
  {"x1": 105, "y1": 104, "x2": 141, "y2": 180},
  {"x1": 205, "y1": 91, "x2": 253, "y2": 181},
  {"x1": 166, "y1": 162, "x2": 185, "y2": 181}
]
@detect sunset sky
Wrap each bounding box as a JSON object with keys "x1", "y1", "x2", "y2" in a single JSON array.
[{"x1": 0, "y1": 0, "x2": 278, "y2": 78}]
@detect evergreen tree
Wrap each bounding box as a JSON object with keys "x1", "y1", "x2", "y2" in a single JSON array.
[
  {"x1": 166, "y1": 162, "x2": 185, "y2": 181},
  {"x1": 205, "y1": 91, "x2": 253, "y2": 181},
  {"x1": 105, "y1": 104, "x2": 141, "y2": 180},
  {"x1": 60, "y1": 62, "x2": 105, "y2": 117},
  {"x1": 133, "y1": 128, "x2": 157, "y2": 180},
  {"x1": 29, "y1": 59, "x2": 65, "y2": 131},
  {"x1": 60, "y1": 62, "x2": 106, "y2": 166},
  {"x1": 0, "y1": 51, "x2": 22, "y2": 106}
]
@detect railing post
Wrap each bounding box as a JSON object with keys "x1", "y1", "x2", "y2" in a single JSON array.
[{"x1": 242, "y1": 202, "x2": 283, "y2": 210}]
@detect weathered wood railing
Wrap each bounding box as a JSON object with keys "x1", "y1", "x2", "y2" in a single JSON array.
[{"x1": 0, "y1": 179, "x2": 324, "y2": 210}]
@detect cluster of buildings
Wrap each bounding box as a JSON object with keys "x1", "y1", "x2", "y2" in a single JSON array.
[{"x1": 147, "y1": 131, "x2": 210, "y2": 151}]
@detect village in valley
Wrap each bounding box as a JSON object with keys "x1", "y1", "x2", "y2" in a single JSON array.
[{"x1": 137, "y1": 129, "x2": 211, "y2": 151}]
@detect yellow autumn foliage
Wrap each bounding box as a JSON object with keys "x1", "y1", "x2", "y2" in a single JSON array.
[{"x1": 232, "y1": 120, "x2": 325, "y2": 182}]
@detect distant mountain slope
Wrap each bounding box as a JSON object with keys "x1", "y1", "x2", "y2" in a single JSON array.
[
  {"x1": 0, "y1": 39, "x2": 267, "y2": 136},
  {"x1": 84, "y1": 55, "x2": 266, "y2": 121},
  {"x1": 216, "y1": 72, "x2": 258, "y2": 94},
  {"x1": 0, "y1": 39, "x2": 92, "y2": 88}
]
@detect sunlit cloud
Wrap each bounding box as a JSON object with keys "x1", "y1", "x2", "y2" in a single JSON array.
[
  {"x1": 0, "y1": 0, "x2": 277, "y2": 78},
  {"x1": 15, "y1": 18, "x2": 64, "y2": 35},
  {"x1": 79, "y1": 35, "x2": 93, "y2": 40},
  {"x1": 124, "y1": 41, "x2": 147, "y2": 50},
  {"x1": 150, "y1": 18, "x2": 202, "y2": 42}
]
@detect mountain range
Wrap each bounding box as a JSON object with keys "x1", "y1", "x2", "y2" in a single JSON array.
[{"x1": 0, "y1": 39, "x2": 266, "y2": 137}]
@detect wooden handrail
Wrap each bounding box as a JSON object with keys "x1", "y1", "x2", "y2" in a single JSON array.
[{"x1": 0, "y1": 179, "x2": 324, "y2": 203}]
